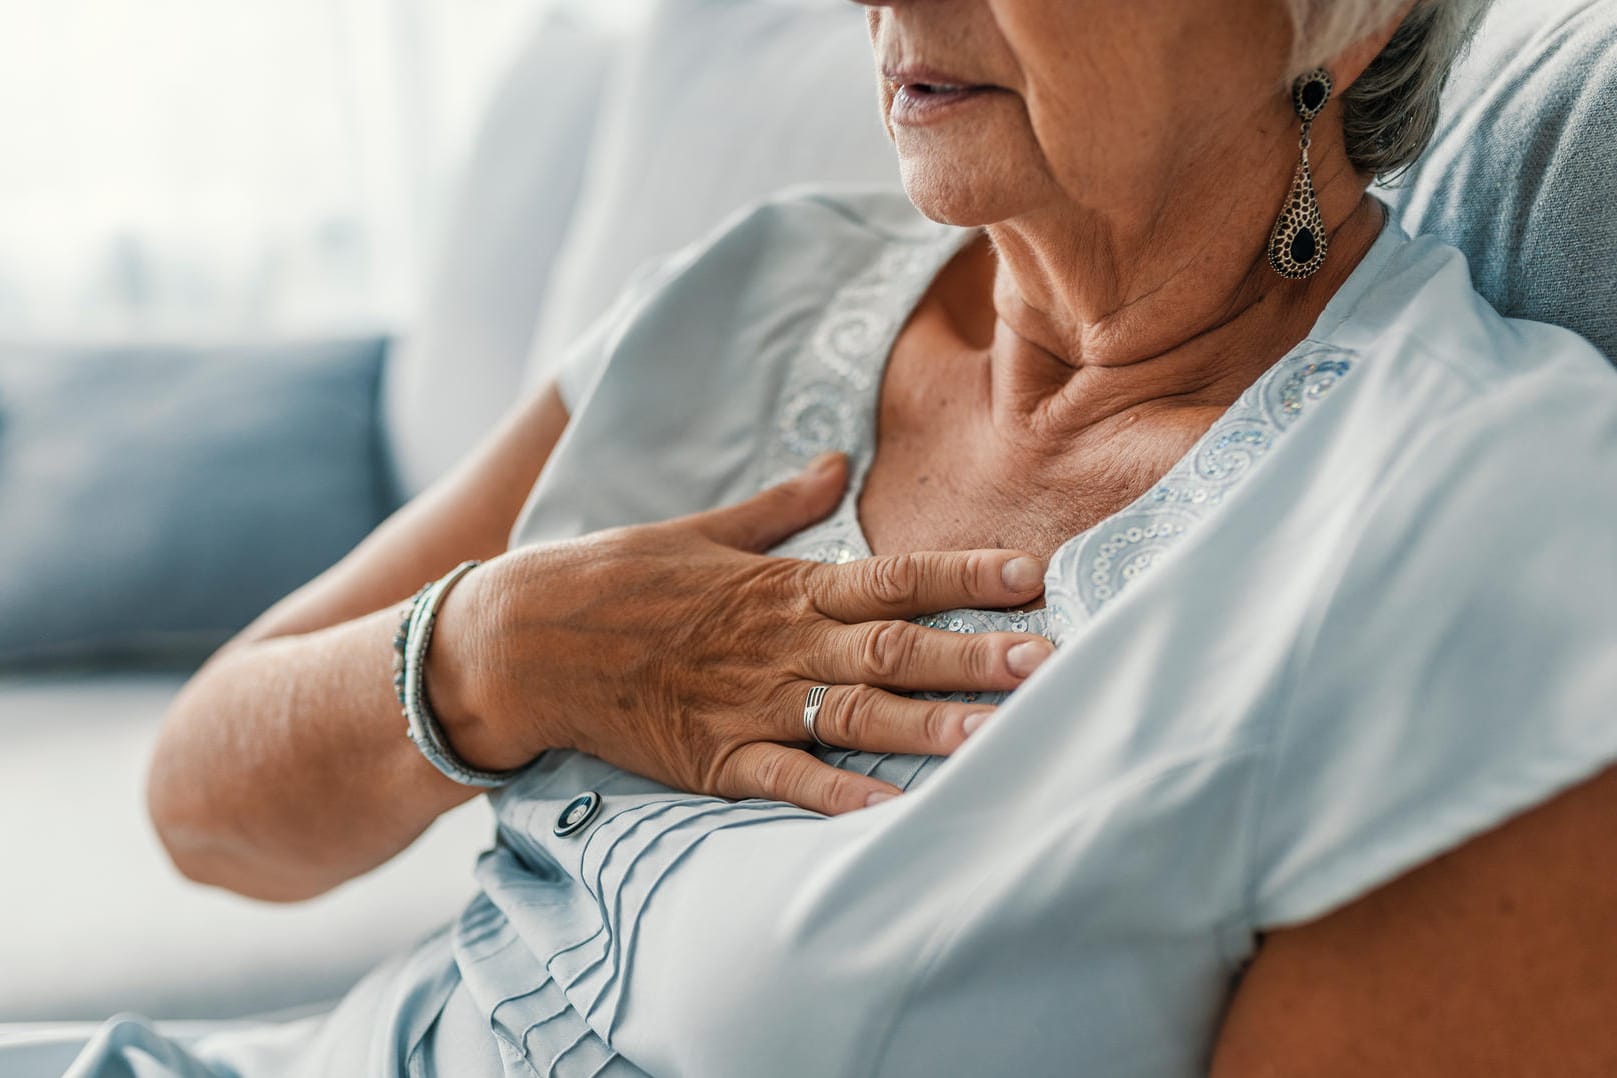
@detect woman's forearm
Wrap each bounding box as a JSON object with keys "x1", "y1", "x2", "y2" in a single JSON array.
[
  {"x1": 147, "y1": 603, "x2": 487, "y2": 902},
  {"x1": 144, "y1": 381, "x2": 570, "y2": 902},
  {"x1": 145, "y1": 448, "x2": 1053, "y2": 903}
]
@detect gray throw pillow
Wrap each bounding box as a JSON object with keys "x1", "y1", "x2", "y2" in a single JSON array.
[
  {"x1": 0, "y1": 337, "x2": 393, "y2": 667},
  {"x1": 1382, "y1": 0, "x2": 1617, "y2": 363}
]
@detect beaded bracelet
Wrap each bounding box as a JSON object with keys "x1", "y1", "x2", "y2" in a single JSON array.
[
  {"x1": 396, "y1": 560, "x2": 527, "y2": 788},
  {"x1": 391, "y1": 583, "x2": 432, "y2": 708}
]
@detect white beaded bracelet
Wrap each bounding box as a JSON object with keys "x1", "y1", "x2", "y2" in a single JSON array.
[{"x1": 399, "y1": 560, "x2": 527, "y2": 788}]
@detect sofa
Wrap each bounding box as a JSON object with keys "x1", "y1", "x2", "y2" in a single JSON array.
[{"x1": 1, "y1": 0, "x2": 1611, "y2": 1025}]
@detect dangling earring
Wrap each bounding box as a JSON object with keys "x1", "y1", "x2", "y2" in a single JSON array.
[{"x1": 1267, "y1": 68, "x2": 1332, "y2": 280}]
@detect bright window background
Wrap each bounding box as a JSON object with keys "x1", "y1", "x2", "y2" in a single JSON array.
[{"x1": 0, "y1": 0, "x2": 648, "y2": 339}]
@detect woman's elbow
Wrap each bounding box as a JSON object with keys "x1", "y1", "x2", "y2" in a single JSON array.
[
  {"x1": 148, "y1": 809, "x2": 337, "y2": 904},
  {"x1": 144, "y1": 712, "x2": 334, "y2": 904},
  {"x1": 146, "y1": 776, "x2": 314, "y2": 904}
]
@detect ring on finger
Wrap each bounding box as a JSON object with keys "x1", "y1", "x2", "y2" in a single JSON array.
[{"x1": 802, "y1": 684, "x2": 832, "y2": 748}]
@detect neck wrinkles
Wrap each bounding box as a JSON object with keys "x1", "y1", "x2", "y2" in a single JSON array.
[{"x1": 975, "y1": 152, "x2": 1385, "y2": 435}]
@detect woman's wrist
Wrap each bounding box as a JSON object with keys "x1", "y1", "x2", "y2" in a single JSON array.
[{"x1": 421, "y1": 560, "x2": 548, "y2": 773}]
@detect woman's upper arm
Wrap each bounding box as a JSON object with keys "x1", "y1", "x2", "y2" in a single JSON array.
[
  {"x1": 222, "y1": 380, "x2": 571, "y2": 650},
  {"x1": 1215, "y1": 369, "x2": 1617, "y2": 1074},
  {"x1": 1213, "y1": 760, "x2": 1617, "y2": 1076}
]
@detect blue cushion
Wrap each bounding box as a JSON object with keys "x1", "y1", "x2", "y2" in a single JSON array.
[
  {"x1": 0, "y1": 337, "x2": 393, "y2": 667},
  {"x1": 1382, "y1": 0, "x2": 1617, "y2": 362}
]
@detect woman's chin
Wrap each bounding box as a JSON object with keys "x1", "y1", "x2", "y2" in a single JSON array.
[{"x1": 896, "y1": 158, "x2": 1029, "y2": 229}]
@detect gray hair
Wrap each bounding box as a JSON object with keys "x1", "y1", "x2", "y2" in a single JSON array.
[{"x1": 1287, "y1": 0, "x2": 1493, "y2": 176}]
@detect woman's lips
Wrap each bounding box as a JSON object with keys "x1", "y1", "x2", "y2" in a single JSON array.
[{"x1": 889, "y1": 82, "x2": 1002, "y2": 126}]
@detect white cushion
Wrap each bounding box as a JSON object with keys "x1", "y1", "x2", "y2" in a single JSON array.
[
  {"x1": 0, "y1": 673, "x2": 491, "y2": 1020},
  {"x1": 382, "y1": 11, "x2": 620, "y2": 498},
  {"x1": 523, "y1": 0, "x2": 900, "y2": 390}
]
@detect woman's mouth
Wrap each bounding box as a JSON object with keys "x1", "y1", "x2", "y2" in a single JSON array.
[{"x1": 889, "y1": 82, "x2": 1001, "y2": 126}]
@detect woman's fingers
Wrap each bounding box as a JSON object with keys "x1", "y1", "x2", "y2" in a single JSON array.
[
  {"x1": 717, "y1": 742, "x2": 901, "y2": 816},
  {"x1": 809, "y1": 622, "x2": 1053, "y2": 692},
  {"x1": 786, "y1": 681, "x2": 994, "y2": 756},
  {"x1": 682, "y1": 452, "x2": 849, "y2": 552},
  {"x1": 807, "y1": 548, "x2": 1047, "y2": 622}
]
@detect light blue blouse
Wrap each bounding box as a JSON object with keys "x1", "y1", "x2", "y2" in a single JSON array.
[{"x1": 29, "y1": 187, "x2": 1617, "y2": 1077}]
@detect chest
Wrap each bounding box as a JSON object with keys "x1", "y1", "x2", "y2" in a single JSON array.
[{"x1": 856, "y1": 330, "x2": 1225, "y2": 560}]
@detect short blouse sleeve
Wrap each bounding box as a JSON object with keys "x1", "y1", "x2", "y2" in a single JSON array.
[
  {"x1": 1251, "y1": 355, "x2": 1617, "y2": 928},
  {"x1": 541, "y1": 250, "x2": 698, "y2": 415}
]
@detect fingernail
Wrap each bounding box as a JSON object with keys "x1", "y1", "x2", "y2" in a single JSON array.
[
  {"x1": 1000, "y1": 556, "x2": 1044, "y2": 591},
  {"x1": 1007, "y1": 639, "x2": 1053, "y2": 678},
  {"x1": 808, "y1": 451, "x2": 841, "y2": 476},
  {"x1": 865, "y1": 791, "x2": 898, "y2": 808},
  {"x1": 962, "y1": 711, "x2": 991, "y2": 738}
]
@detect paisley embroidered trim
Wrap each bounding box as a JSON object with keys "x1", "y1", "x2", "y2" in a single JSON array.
[
  {"x1": 1045, "y1": 351, "x2": 1353, "y2": 636},
  {"x1": 764, "y1": 234, "x2": 965, "y2": 568}
]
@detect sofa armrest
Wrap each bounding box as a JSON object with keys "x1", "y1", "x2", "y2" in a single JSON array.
[{"x1": 0, "y1": 671, "x2": 490, "y2": 1021}]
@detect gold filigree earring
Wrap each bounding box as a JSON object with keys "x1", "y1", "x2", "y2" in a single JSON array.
[{"x1": 1267, "y1": 68, "x2": 1332, "y2": 280}]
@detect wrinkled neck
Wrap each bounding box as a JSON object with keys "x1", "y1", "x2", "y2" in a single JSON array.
[{"x1": 970, "y1": 161, "x2": 1382, "y2": 435}]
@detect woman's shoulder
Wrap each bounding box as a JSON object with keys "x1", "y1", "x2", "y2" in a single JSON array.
[
  {"x1": 726, "y1": 183, "x2": 952, "y2": 246},
  {"x1": 1333, "y1": 221, "x2": 1617, "y2": 424},
  {"x1": 523, "y1": 186, "x2": 963, "y2": 546},
  {"x1": 642, "y1": 184, "x2": 959, "y2": 321},
  {"x1": 658, "y1": 183, "x2": 954, "y2": 291},
  {"x1": 1243, "y1": 223, "x2": 1617, "y2": 932},
  {"x1": 550, "y1": 184, "x2": 954, "y2": 410}
]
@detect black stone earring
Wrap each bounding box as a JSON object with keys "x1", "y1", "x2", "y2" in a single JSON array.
[{"x1": 1267, "y1": 68, "x2": 1332, "y2": 280}]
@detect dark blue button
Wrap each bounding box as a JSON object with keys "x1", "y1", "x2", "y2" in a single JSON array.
[{"x1": 554, "y1": 791, "x2": 602, "y2": 837}]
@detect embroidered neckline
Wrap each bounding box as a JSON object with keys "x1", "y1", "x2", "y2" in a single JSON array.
[
  {"x1": 1043, "y1": 352, "x2": 1352, "y2": 639},
  {"x1": 764, "y1": 214, "x2": 1370, "y2": 645}
]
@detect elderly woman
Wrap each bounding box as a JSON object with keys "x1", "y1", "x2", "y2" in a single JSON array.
[{"x1": 23, "y1": 0, "x2": 1617, "y2": 1074}]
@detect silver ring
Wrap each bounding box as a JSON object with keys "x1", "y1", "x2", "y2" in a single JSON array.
[{"x1": 802, "y1": 684, "x2": 831, "y2": 748}]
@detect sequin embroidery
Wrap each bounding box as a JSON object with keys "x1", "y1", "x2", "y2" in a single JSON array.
[{"x1": 1047, "y1": 346, "x2": 1353, "y2": 630}]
